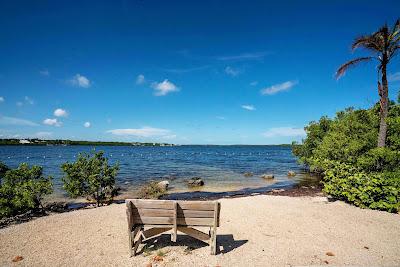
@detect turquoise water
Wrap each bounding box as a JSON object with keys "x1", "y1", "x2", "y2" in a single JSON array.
[{"x1": 0, "y1": 145, "x2": 318, "y2": 199}]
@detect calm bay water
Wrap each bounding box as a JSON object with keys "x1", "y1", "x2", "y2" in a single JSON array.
[{"x1": 0, "y1": 145, "x2": 318, "y2": 200}]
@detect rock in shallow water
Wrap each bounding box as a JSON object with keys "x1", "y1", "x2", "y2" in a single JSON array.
[
  {"x1": 261, "y1": 174, "x2": 274, "y2": 179},
  {"x1": 243, "y1": 172, "x2": 254, "y2": 177},
  {"x1": 157, "y1": 180, "x2": 169, "y2": 191},
  {"x1": 287, "y1": 170, "x2": 296, "y2": 176},
  {"x1": 187, "y1": 177, "x2": 205, "y2": 187}
]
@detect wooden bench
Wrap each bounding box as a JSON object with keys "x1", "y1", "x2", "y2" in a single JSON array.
[{"x1": 126, "y1": 199, "x2": 221, "y2": 256}]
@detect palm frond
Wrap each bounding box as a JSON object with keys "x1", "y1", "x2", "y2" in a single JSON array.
[
  {"x1": 335, "y1": 57, "x2": 373, "y2": 79},
  {"x1": 352, "y1": 35, "x2": 381, "y2": 52}
]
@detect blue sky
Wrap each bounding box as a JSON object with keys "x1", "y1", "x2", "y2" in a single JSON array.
[{"x1": 0, "y1": 0, "x2": 399, "y2": 145}]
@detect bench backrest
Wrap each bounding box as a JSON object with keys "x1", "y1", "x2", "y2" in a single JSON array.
[{"x1": 126, "y1": 199, "x2": 221, "y2": 227}]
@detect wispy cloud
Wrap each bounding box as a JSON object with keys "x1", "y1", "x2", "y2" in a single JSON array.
[
  {"x1": 241, "y1": 105, "x2": 256, "y2": 111},
  {"x1": 216, "y1": 116, "x2": 226, "y2": 120},
  {"x1": 24, "y1": 96, "x2": 34, "y2": 105},
  {"x1": 217, "y1": 52, "x2": 269, "y2": 61},
  {"x1": 136, "y1": 74, "x2": 145, "y2": 85},
  {"x1": 0, "y1": 115, "x2": 39, "y2": 126},
  {"x1": 262, "y1": 127, "x2": 305, "y2": 138},
  {"x1": 43, "y1": 118, "x2": 62, "y2": 127},
  {"x1": 163, "y1": 65, "x2": 210, "y2": 74},
  {"x1": 261, "y1": 80, "x2": 298, "y2": 95},
  {"x1": 388, "y1": 72, "x2": 400, "y2": 82},
  {"x1": 250, "y1": 81, "x2": 258, "y2": 86},
  {"x1": 69, "y1": 74, "x2": 91, "y2": 88},
  {"x1": 54, "y1": 108, "x2": 68, "y2": 117},
  {"x1": 0, "y1": 97, "x2": 4, "y2": 103},
  {"x1": 39, "y1": 69, "x2": 50, "y2": 76},
  {"x1": 107, "y1": 126, "x2": 171, "y2": 137},
  {"x1": 16, "y1": 96, "x2": 34, "y2": 107},
  {"x1": 35, "y1": 131, "x2": 52, "y2": 138},
  {"x1": 151, "y1": 79, "x2": 179, "y2": 96},
  {"x1": 225, "y1": 66, "x2": 241, "y2": 76},
  {"x1": 83, "y1": 122, "x2": 91, "y2": 128}
]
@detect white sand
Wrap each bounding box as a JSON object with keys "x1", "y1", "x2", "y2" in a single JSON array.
[{"x1": 1, "y1": 195, "x2": 399, "y2": 267}]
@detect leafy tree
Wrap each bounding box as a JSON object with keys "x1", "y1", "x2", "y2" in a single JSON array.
[
  {"x1": 336, "y1": 19, "x2": 400, "y2": 147},
  {"x1": 293, "y1": 103, "x2": 400, "y2": 212},
  {"x1": 0, "y1": 162, "x2": 9, "y2": 180},
  {"x1": 61, "y1": 151, "x2": 119, "y2": 206},
  {"x1": 0, "y1": 163, "x2": 53, "y2": 218}
]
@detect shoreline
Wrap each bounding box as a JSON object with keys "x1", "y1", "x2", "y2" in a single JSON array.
[{"x1": 0, "y1": 182, "x2": 323, "y2": 229}]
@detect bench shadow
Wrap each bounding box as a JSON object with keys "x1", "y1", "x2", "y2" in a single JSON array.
[
  {"x1": 137, "y1": 233, "x2": 247, "y2": 255},
  {"x1": 217, "y1": 234, "x2": 248, "y2": 254}
]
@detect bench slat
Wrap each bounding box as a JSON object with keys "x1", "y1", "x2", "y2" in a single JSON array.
[
  {"x1": 132, "y1": 209, "x2": 174, "y2": 218},
  {"x1": 177, "y1": 201, "x2": 216, "y2": 211},
  {"x1": 127, "y1": 199, "x2": 175, "y2": 209},
  {"x1": 177, "y1": 210, "x2": 214, "y2": 218},
  {"x1": 177, "y1": 217, "x2": 214, "y2": 226},
  {"x1": 133, "y1": 216, "x2": 174, "y2": 225}
]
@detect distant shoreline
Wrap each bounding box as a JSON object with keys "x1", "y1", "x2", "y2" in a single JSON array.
[
  {"x1": 0, "y1": 138, "x2": 292, "y2": 147},
  {"x1": 0, "y1": 138, "x2": 175, "y2": 147}
]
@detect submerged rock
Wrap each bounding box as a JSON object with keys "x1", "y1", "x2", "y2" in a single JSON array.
[
  {"x1": 157, "y1": 180, "x2": 169, "y2": 191},
  {"x1": 261, "y1": 174, "x2": 274, "y2": 179},
  {"x1": 243, "y1": 172, "x2": 254, "y2": 177},
  {"x1": 187, "y1": 177, "x2": 205, "y2": 187},
  {"x1": 288, "y1": 170, "x2": 296, "y2": 177}
]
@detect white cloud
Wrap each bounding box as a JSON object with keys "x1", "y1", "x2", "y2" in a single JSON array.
[
  {"x1": 224, "y1": 66, "x2": 240, "y2": 76},
  {"x1": 0, "y1": 115, "x2": 39, "y2": 126},
  {"x1": 0, "y1": 97, "x2": 4, "y2": 102},
  {"x1": 151, "y1": 79, "x2": 179, "y2": 96},
  {"x1": 217, "y1": 52, "x2": 268, "y2": 61},
  {"x1": 24, "y1": 96, "x2": 34, "y2": 105},
  {"x1": 35, "y1": 131, "x2": 52, "y2": 138},
  {"x1": 54, "y1": 108, "x2": 68, "y2": 117},
  {"x1": 84, "y1": 121, "x2": 91, "y2": 128},
  {"x1": 69, "y1": 74, "x2": 91, "y2": 88},
  {"x1": 250, "y1": 81, "x2": 258, "y2": 86},
  {"x1": 136, "y1": 74, "x2": 145, "y2": 85},
  {"x1": 388, "y1": 72, "x2": 400, "y2": 82},
  {"x1": 262, "y1": 127, "x2": 306, "y2": 138},
  {"x1": 107, "y1": 127, "x2": 171, "y2": 137},
  {"x1": 241, "y1": 105, "x2": 256, "y2": 111},
  {"x1": 43, "y1": 118, "x2": 62, "y2": 127},
  {"x1": 16, "y1": 102, "x2": 23, "y2": 107},
  {"x1": 40, "y1": 69, "x2": 50, "y2": 76},
  {"x1": 261, "y1": 80, "x2": 298, "y2": 95},
  {"x1": 216, "y1": 116, "x2": 226, "y2": 120}
]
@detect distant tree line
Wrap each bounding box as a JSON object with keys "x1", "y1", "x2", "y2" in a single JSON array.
[{"x1": 0, "y1": 138, "x2": 174, "y2": 147}]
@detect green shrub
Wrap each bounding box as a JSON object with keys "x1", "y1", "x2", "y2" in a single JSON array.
[
  {"x1": 0, "y1": 163, "x2": 53, "y2": 218},
  {"x1": 322, "y1": 161, "x2": 399, "y2": 213},
  {"x1": 293, "y1": 102, "x2": 400, "y2": 212},
  {"x1": 0, "y1": 162, "x2": 9, "y2": 180},
  {"x1": 61, "y1": 151, "x2": 119, "y2": 206}
]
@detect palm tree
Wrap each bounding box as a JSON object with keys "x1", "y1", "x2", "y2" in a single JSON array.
[{"x1": 336, "y1": 19, "x2": 400, "y2": 147}]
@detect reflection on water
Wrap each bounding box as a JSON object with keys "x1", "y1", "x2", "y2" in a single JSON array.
[{"x1": 0, "y1": 145, "x2": 318, "y2": 200}]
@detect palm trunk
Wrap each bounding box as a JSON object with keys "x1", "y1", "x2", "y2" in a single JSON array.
[{"x1": 377, "y1": 63, "x2": 389, "y2": 147}]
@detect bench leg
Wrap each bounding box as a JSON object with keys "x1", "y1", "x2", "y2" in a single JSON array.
[
  {"x1": 210, "y1": 228, "x2": 217, "y2": 255},
  {"x1": 133, "y1": 226, "x2": 143, "y2": 256}
]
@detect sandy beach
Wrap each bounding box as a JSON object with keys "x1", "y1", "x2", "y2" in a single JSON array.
[{"x1": 1, "y1": 195, "x2": 399, "y2": 267}]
